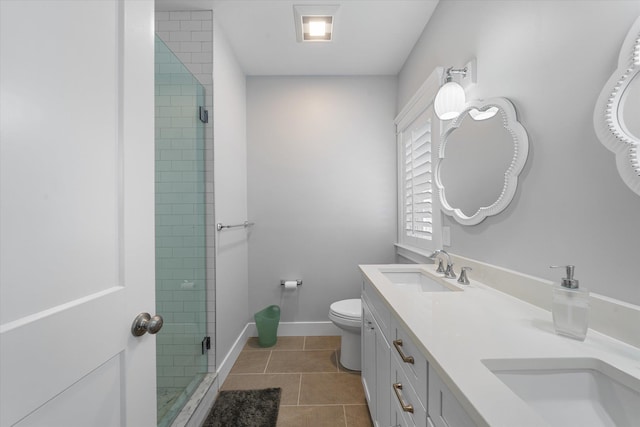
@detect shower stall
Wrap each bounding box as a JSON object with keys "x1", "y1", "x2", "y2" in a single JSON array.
[{"x1": 154, "y1": 35, "x2": 210, "y2": 427}]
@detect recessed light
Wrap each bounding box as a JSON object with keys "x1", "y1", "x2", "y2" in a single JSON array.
[
  {"x1": 293, "y1": 4, "x2": 339, "y2": 43},
  {"x1": 308, "y1": 20, "x2": 327, "y2": 37},
  {"x1": 302, "y1": 16, "x2": 332, "y2": 41}
]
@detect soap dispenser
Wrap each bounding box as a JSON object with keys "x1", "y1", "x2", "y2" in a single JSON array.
[{"x1": 549, "y1": 265, "x2": 589, "y2": 341}]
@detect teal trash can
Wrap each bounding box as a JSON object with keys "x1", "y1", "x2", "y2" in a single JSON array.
[{"x1": 254, "y1": 305, "x2": 280, "y2": 347}]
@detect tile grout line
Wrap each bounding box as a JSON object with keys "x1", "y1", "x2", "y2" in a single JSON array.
[
  {"x1": 263, "y1": 350, "x2": 273, "y2": 374},
  {"x1": 279, "y1": 404, "x2": 368, "y2": 407},
  {"x1": 296, "y1": 374, "x2": 302, "y2": 406},
  {"x1": 343, "y1": 404, "x2": 348, "y2": 427}
]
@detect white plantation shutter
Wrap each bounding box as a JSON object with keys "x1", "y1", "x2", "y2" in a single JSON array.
[
  {"x1": 395, "y1": 68, "x2": 442, "y2": 253},
  {"x1": 404, "y1": 120, "x2": 433, "y2": 240}
]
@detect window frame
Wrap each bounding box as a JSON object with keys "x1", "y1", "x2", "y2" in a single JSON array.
[{"x1": 395, "y1": 68, "x2": 444, "y2": 253}]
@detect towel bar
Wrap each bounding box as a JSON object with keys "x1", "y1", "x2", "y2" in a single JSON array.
[{"x1": 216, "y1": 221, "x2": 255, "y2": 231}]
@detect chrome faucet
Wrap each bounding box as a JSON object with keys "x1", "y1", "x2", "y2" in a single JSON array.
[
  {"x1": 428, "y1": 249, "x2": 446, "y2": 273},
  {"x1": 429, "y1": 250, "x2": 456, "y2": 279}
]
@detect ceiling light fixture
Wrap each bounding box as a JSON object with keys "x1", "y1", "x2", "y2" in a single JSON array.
[
  {"x1": 434, "y1": 67, "x2": 468, "y2": 120},
  {"x1": 302, "y1": 16, "x2": 333, "y2": 41},
  {"x1": 308, "y1": 20, "x2": 327, "y2": 37},
  {"x1": 293, "y1": 5, "x2": 339, "y2": 43}
]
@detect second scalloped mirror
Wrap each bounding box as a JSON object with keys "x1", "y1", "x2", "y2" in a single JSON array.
[
  {"x1": 594, "y1": 16, "x2": 640, "y2": 196},
  {"x1": 435, "y1": 98, "x2": 529, "y2": 226}
]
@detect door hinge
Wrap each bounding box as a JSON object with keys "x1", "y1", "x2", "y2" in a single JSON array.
[{"x1": 201, "y1": 336, "x2": 211, "y2": 354}]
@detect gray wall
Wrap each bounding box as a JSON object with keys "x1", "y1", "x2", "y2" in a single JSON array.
[
  {"x1": 399, "y1": 1, "x2": 640, "y2": 305},
  {"x1": 247, "y1": 76, "x2": 397, "y2": 321},
  {"x1": 213, "y1": 18, "x2": 249, "y2": 367}
]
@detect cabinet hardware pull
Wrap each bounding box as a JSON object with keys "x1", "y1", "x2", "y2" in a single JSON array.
[
  {"x1": 393, "y1": 339, "x2": 415, "y2": 364},
  {"x1": 392, "y1": 383, "x2": 414, "y2": 413}
]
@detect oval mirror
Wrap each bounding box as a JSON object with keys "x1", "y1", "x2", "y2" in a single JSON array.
[
  {"x1": 435, "y1": 97, "x2": 529, "y2": 225},
  {"x1": 594, "y1": 16, "x2": 640, "y2": 195}
]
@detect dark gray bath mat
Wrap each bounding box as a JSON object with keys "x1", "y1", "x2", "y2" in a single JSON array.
[{"x1": 202, "y1": 388, "x2": 281, "y2": 427}]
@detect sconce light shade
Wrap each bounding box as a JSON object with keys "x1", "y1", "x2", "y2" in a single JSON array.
[{"x1": 434, "y1": 81, "x2": 466, "y2": 120}]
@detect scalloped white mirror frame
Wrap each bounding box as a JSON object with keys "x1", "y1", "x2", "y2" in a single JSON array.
[
  {"x1": 594, "y1": 16, "x2": 640, "y2": 196},
  {"x1": 435, "y1": 97, "x2": 529, "y2": 226}
]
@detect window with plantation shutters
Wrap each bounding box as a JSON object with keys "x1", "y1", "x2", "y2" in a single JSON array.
[
  {"x1": 395, "y1": 68, "x2": 442, "y2": 253},
  {"x1": 404, "y1": 120, "x2": 433, "y2": 241}
]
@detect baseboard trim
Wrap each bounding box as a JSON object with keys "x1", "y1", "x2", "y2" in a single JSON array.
[
  {"x1": 247, "y1": 321, "x2": 340, "y2": 337},
  {"x1": 216, "y1": 323, "x2": 253, "y2": 386}
]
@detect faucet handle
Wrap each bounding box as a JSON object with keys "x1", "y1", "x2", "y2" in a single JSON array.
[
  {"x1": 457, "y1": 267, "x2": 472, "y2": 285},
  {"x1": 445, "y1": 263, "x2": 457, "y2": 279},
  {"x1": 436, "y1": 258, "x2": 446, "y2": 273}
]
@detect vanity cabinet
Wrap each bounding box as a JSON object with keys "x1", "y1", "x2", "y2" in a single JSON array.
[
  {"x1": 362, "y1": 277, "x2": 476, "y2": 427},
  {"x1": 428, "y1": 366, "x2": 476, "y2": 427},
  {"x1": 362, "y1": 281, "x2": 391, "y2": 427}
]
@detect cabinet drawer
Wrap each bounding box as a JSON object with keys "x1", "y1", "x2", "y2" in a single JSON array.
[
  {"x1": 392, "y1": 356, "x2": 427, "y2": 427},
  {"x1": 392, "y1": 317, "x2": 428, "y2": 408},
  {"x1": 428, "y1": 366, "x2": 476, "y2": 427},
  {"x1": 362, "y1": 279, "x2": 390, "y2": 338},
  {"x1": 391, "y1": 388, "x2": 414, "y2": 427}
]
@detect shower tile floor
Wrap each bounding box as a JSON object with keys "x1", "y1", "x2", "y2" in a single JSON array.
[{"x1": 221, "y1": 336, "x2": 373, "y2": 427}]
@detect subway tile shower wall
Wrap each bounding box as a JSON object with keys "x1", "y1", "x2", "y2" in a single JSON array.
[{"x1": 155, "y1": 10, "x2": 216, "y2": 373}]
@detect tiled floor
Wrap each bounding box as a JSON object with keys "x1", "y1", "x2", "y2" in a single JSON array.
[{"x1": 221, "y1": 336, "x2": 373, "y2": 427}]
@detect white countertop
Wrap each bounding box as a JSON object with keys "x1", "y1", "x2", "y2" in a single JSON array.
[{"x1": 359, "y1": 264, "x2": 640, "y2": 427}]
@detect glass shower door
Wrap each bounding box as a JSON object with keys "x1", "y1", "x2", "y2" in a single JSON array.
[{"x1": 154, "y1": 35, "x2": 208, "y2": 427}]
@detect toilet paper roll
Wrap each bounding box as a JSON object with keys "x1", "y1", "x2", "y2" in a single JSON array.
[{"x1": 283, "y1": 281, "x2": 298, "y2": 290}]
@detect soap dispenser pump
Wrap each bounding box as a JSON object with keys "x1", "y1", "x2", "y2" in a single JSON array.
[{"x1": 549, "y1": 265, "x2": 589, "y2": 341}]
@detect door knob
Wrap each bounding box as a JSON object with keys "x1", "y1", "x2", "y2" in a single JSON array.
[{"x1": 131, "y1": 312, "x2": 164, "y2": 337}]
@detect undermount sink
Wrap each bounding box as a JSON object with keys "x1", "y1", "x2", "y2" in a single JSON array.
[
  {"x1": 482, "y1": 358, "x2": 640, "y2": 427},
  {"x1": 382, "y1": 270, "x2": 461, "y2": 292}
]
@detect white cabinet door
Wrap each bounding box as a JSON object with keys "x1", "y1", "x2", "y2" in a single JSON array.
[
  {"x1": 0, "y1": 1, "x2": 156, "y2": 426},
  {"x1": 428, "y1": 366, "x2": 476, "y2": 427},
  {"x1": 363, "y1": 296, "x2": 392, "y2": 427},
  {"x1": 375, "y1": 321, "x2": 391, "y2": 427},
  {"x1": 362, "y1": 301, "x2": 377, "y2": 415}
]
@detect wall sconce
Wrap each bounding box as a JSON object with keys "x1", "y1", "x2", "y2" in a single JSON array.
[{"x1": 434, "y1": 67, "x2": 469, "y2": 120}]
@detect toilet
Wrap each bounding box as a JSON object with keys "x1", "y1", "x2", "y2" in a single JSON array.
[{"x1": 329, "y1": 298, "x2": 362, "y2": 371}]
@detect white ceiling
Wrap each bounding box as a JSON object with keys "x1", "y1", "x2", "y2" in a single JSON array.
[{"x1": 156, "y1": 0, "x2": 439, "y2": 76}]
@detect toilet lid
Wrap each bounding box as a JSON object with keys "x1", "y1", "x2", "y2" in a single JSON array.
[{"x1": 330, "y1": 299, "x2": 361, "y2": 319}]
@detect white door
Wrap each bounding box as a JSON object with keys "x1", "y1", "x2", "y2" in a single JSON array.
[{"x1": 0, "y1": 1, "x2": 156, "y2": 426}]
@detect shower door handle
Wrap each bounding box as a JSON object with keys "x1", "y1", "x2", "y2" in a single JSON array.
[{"x1": 131, "y1": 312, "x2": 164, "y2": 337}]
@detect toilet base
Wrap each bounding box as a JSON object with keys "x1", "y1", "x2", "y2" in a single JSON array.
[{"x1": 338, "y1": 330, "x2": 361, "y2": 371}]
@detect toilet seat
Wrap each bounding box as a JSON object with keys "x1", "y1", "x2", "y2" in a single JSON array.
[{"x1": 329, "y1": 299, "x2": 361, "y2": 320}]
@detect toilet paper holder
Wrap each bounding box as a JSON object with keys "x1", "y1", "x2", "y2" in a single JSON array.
[{"x1": 280, "y1": 280, "x2": 302, "y2": 287}]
